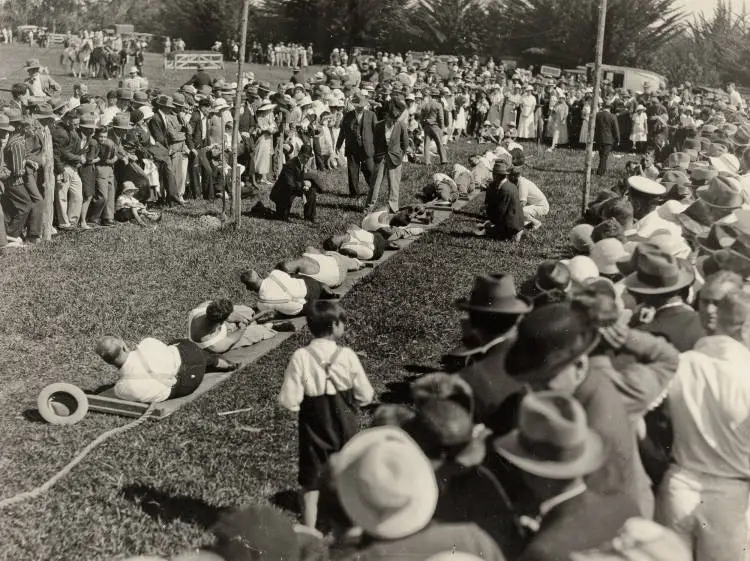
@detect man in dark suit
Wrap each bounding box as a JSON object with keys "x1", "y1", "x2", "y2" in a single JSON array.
[
  {"x1": 270, "y1": 145, "x2": 316, "y2": 221},
  {"x1": 367, "y1": 98, "x2": 409, "y2": 212},
  {"x1": 594, "y1": 104, "x2": 620, "y2": 175},
  {"x1": 493, "y1": 392, "x2": 639, "y2": 561},
  {"x1": 624, "y1": 242, "x2": 704, "y2": 489},
  {"x1": 186, "y1": 98, "x2": 214, "y2": 200},
  {"x1": 335, "y1": 93, "x2": 376, "y2": 197}
]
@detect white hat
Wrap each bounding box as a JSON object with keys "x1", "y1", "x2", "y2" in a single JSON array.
[
  {"x1": 139, "y1": 105, "x2": 154, "y2": 120},
  {"x1": 258, "y1": 102, "x2": 276, "y2": 112},
  {"x1": 299, "y1": 95, "x2": 312, "y2": 107},
  {"x1": 628, "y1": 176, "x2": 666, "y2": 196},
  {"x1": 648, "y1": 231, "x2": 691, "y2": 259},
  {"x1": 212, "y1": 98, "x2": 228, "y2": 111},
  {"x1": 121, "y1": 181, "x2": 138, "y2": 193},
  {"x1": 590, "y1": 239, "x2": 628, "y2": 275},
  {"x1": 330, "y1": 426, "x2": 438, "y2": 540},
  {"x1": 636, "y1": 104, "x2": 646, "y2": 111},
  {"x1": 560, "y1": 256, "x2": 599, "y2": 284},
  {"x1": 709, "y1": 153, "x2": 741, "y2": 175},
  {"x1": 128, "y1": 66, "x2": 139, "y2": 74}
]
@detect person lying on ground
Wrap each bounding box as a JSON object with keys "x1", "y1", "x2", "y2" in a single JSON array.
[
  {"x1": 361, "y1": 206, "x2": 431, "y2": 240},
  {"x1": 422, "y1": 172, "x2": 459, "y2": 205},
  {"x1": 241, "y1": 268, "x2": 339, "y2": 317},
  {"x1": 277, "y1": 247, "x2": 365, "y2": 289},
  {"x1": 96, "y1": 335, "x2": 236, "y2": 404},
  {"x1": 323, "y1": 225, "x2": 392, "y2": 260},
  {"x1": 452, "y1": 163, "x2": 476, "y2": 197},
  {"x1": 115, "y1": 181, "x2": 160, "y2": 226},
  {"x1": 187, "y1": 298, "x2": 278, "y2": 354}
]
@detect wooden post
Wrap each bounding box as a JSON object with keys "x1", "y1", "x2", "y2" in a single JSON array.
[
  {"x1": 231, "y1": 0, "x2": 251, "y2": 227},
  {"x1": 582, "y1": 0, "x2": 608, "y2": 217}
]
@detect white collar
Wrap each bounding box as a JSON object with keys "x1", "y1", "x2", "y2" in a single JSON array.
[{"x1": 539, "y1": 482, "x2": 586, "y2": 517}]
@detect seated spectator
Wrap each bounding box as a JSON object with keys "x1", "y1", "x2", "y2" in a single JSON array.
[
  {"x1": 240, "y1": 268, "x2": 339, "y2": 317},
  {"x1": 509, "y1": 166, "x2": 548, "y2": 230},
  {"x1": 270, "y1": 145, "x2": 317, "y2": 222},
  {"x1": 329, "y1": 426, "x2": 506, "y2": 561},
  {"x1": 187, "y1": 298, "x2": 277, "y2": 353},
  {"x1": 115, "y1": 181, "x2": 160, "y2": 226},
  {"x1": 96, "y1": 336, "x2": 236, "y2": 403},
  {"x1": 494, "y1": 392, "x2": 640, "y2": 561},
  {"x1": 569, "y1": 224, "x2": 595, "y2": 255},
  {"x1": 323, "y1": 225, "x2": 388, "y2": 260},
  {"x1": 474, "y1": 160, "x2": 524, "y2": 241}
]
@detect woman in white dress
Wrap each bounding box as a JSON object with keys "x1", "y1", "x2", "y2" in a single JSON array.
[
  {"x1": 549, "y1": 95, "x2": 569, "y2": 150},
  {"x1": 630, "y1": 104, "x2": 648, "y2": 153},
  {"x1": 579, "y1": 95, "x2": 592, "y2": 145},
  {"x1": 253, "y1": 103, "x2": 277, "y2": 183},
  {"x1": 517, "y1": 86, "x2": 537, "y2": 139}
]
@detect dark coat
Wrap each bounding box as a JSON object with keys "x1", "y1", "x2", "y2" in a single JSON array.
[
  {"x1": 455, "y1": 337, "x2": 524, "y2": 436},
  {"x1": 270, "y1": 157, "x2": 317, "y2": 221},
  {"x1": 186, "y1": 70, "x2": 212, "y2": 88},
  {"x1": 51, "y1": 122, "x2": 84, "y2": 174},
  {"x1": 336, "y1": 109, "x2": 376, "y2": 159},
  {"x1": 632, "y1": 305, "x2": 705, "y2": 353},
  {"x1": 188, "y1": 109, "x2": 209, "y2": 150},
  {"x1": 594, "y1": 110, "x2": 620, "y2": 146},
  {"x1": 519, "y1": 490, "x2": 639, "y2": 561},
  {"x1": 374, "y1": 118, "x2": 409, "y2": 168},
  {"x1": 485, "y1": 178, "x2": 524, "y2": 239},
  {"x1": 148, "y1": 111, "x2": 170, "y2": 148}
]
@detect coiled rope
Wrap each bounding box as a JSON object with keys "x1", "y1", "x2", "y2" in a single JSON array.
[{"x1": 0, "y1": 404, "x2": 155, "y2": 508}]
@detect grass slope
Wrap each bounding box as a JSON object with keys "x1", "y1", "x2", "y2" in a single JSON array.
[{"x1": 0, "y1": 46, "x2": 624, "y2": 561}]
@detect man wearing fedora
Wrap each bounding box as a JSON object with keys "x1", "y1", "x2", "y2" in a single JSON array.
[
  {"x1": 336, "y1": 93, "x2": 377, "y2": 198},
  {"x1": 623, "y1": 242, "x2": 704, "y2": 490},
  {"x1": 24, "y1": 58, "x2": 60, "y2": 99},
  {"x1": 443, "y1": 273, "x2": 530, "y2": 434},
  {"x1": 368, "y1": 98, "x2": 409, "y2": 213},
  {"x1": 494, "y1": 392, "x2": 639, "y2": 561},
  {"x1": 505, "y1": 301, "x2": 644, "y2": 513},
  {"x1": 329, "y1": 426, "x2": 506, "y2": 561},
  {"x1": 187, "y1": 97, "x2": 215, "y2": 200},
  {"x1": 150, "y1": 95, "x2": 186, "y2": 203},
  {"x1": 476, "y1": 159, "x2": 524, "y2": 240}
]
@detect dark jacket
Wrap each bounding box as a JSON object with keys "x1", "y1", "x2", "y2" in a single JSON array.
[
  {"x1": 188, "y1": 109, "x2": 210, "y2": 150},
  {"x1": 433, "y1": 461, "x2": 526, "y2": 559},
  {"x1": 454, "y1": 335, "x2": 524, "y2": 436},
  {"x1": 374, "y1": 118, "x2": 409, "y2": 168},
  {"x1": 51, "y1": 122, "x2": 84, "y2": 174},
  {"x1": 336, "y1": 109, "x2": 376, "y2": 159},
  {"x1": 594, "y1": 110, "x2": 620, "y2": 146},
  {"x1": 148, "y1": 111, "x2": 170, "y2": 148},
  {"x1": 519, "y1": 490, "x2": 639, "y2": 561},
  {"x1": 186, "y1": 70, "x2": 212, "y2": 88},
  {"x1": 632, "y1": 304, "x2": 705, "y2": 353},
  {"x1": 485, "y1": 178, "x2": 524, "y2": 239}
]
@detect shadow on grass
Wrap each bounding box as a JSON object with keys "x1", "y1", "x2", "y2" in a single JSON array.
[
  {"x1": 121, "y1": 483, "x2": 226, "y2": 529},
  {"x1": 315, "y1": 201, "x2": 364, "y2": 212},
  {"x1": 270, "y1": 489, "x2": 300, "y2": 516},
  {"x1": 378, "y1": 375, "x2": 422, "y2": 405},
  {"x1": 22, "y1": 409, "x2": 47, "y2": 423}
]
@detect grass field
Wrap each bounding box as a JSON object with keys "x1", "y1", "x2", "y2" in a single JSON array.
[{"x1": 0, "y1": 46, "x2": 623, "y2": 561}]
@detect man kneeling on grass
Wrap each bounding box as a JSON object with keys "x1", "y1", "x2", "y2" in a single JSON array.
[{"x1": 96, "y1": 336, "x2": 236, "y2": 403}]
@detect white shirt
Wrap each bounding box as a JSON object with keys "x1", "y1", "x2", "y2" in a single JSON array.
[
  {"x1": 342, "y1": 228, "x2": 376, "y2": 260},
  {"x1": 278, "y1": 338, "x2": 374, "y2": 412},
  {"x1": 670, "y1": 335, "x2": 750, "y2": 479},
  {"x1": 517, "y1": 176, "x2": 549, "y2": 211},
  {"x1": 114, "y1": 338, "x2": 181, "y2": 403},
  {"x1": 258, "y1": 270, "x2": 307, "y2": 316},
  {"x1": 100, "y1": 106, "x2": 119, "y2": 126}
]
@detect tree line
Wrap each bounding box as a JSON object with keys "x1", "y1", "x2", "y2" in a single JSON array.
[{"x1": 2, "y1": 0, "x2": 748, "y2": 87}]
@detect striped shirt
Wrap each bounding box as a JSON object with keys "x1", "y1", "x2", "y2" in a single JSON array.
[{"x1": 4, "y1": 133, "x2": 27, "y2": 180}]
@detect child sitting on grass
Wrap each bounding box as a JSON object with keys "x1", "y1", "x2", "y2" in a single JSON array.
[
  {"x1": 278, "y1": 300, "x2": 374, "y2": 529},
  {"x1": 115, "y1": 181, "x2": 161, "y2": 226}
]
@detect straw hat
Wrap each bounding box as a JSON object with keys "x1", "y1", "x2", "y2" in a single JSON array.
[{"x1": 330, "y1": 426, "x2": 438, "y2": 540}]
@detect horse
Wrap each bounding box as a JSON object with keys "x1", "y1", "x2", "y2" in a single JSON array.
[{"x1": 74, "y1": 39, "x2": 93, "y2": 78}]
